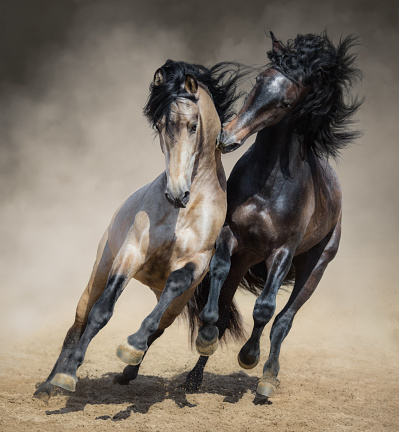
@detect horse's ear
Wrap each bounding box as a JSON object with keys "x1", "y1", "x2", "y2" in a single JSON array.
[
  {"x1": 270, "y1": 31, "x2": 284, "y2": 56},
  {"x1": 153, "y1": 68, "x2": 164, "y2": 86},
  {"x1": 184, "y1": 74, "x2": 198, "y2": 95}
]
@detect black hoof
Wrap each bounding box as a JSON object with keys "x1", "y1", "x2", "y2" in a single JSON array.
[
  {"x1": 114, "y1": 364, "x2": 140, "y2": 385},
  {"x1": 253, "y1": 394, "x2": 272, "y2": 405},
  {"x1": 113, "y1": 374, "x2": 130, "y2": 385},
  {"x1": 237, "y1": 349, "x2": 259, "y2": 369}
]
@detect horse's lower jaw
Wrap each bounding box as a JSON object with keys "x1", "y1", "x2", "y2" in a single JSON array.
[
  {"x1": 220, "y1": 142, "x2": 243, "y2": 154},
  {"x1": 116, "y1": 340, "x2": 145, "y2": 365}
]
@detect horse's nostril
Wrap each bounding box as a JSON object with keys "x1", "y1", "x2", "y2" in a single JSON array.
[
  {"x1": 165, "y1": 192, "x2": 175, "y2": 206},
  {"x1": 182, "y1": 191, "x2": 190, "y2": 205}
]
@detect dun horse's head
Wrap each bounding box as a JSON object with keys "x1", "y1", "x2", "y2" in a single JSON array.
[
  {"x1": 217, "y1": 32, "x2": 308, "y2": 153},
  {"x1": 149, "y1": 68, "x2": 219, "y2": 209}
]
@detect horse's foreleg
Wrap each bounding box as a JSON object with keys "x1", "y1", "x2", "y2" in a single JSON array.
[
  {"x1": 33, "y1": 233, "x2": 112, "y2": 402},
  {"x1": 116, "y1": 261, "x2": 199, "y2": 367},
  {"x1": 258, "y1": 219, "x2": 341, "y2": 398},
  {"x1": 238, "y1": 247, "x2": 294, "y2": 373},
  {"x1": 49, "y1": 246, "x2": 143, "y2": 393},
  {"x1": 113, "y1": 329, "x2": 164, "y2": 385},
  {"x1": 195, "y1": 226, "x2": 238, "y2": 356},
  {"x1": 114, "y1": 285, "x2": 194, "y2": 385},
  {"x1": 185, "y1": 250, "x2": 256, "y2": 392}
]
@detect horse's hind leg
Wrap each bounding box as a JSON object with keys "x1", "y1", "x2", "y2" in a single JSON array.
[
  {"x1": 49, "y1": 244, "x2": 144, "y2": 393},
  {"x1": 257, "y1": 219, "x2": 341, "y2": 398},
  {"x1": 238, "y1": 246, "x2": 295, "y2": 371},
  {"x1": 33, "y1": 232, "x2": 113, "y2": 402}
]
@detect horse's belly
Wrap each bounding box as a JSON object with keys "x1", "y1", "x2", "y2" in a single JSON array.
[{"x1": 134, "y1": 270, "x2": 168, "y2": 292}]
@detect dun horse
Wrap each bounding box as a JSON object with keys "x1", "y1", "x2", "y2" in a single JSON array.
[
  {"x1": 185, "y1": 32, "x2": 362, "y2": 400},
  {"x1": 34, "y1": 60, "x2": 247, "y2": 402}
]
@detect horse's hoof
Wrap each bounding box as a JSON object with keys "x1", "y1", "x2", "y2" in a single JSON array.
[
  {"x1": 50, "y1": 373, "x2": 77, "y2": 392},
  {"x1": 33, "y1": 383, "x2": 53, "y2": 403},
  {"x1": 257, "y1": 378, "x2": 279, "y2": 397},
  {"x1": 237, "y1": 351, "x2": 259, "y2": 369},
  {"x1": 116, "y1": 340, "x2": 144, "y2": 365},
  {"x1": 195, "y1": 334, "x2": 219, "y2": 356}
]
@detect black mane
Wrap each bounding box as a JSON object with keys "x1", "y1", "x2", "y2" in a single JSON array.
[
  {"x1": 268, "y1": 31, "x2": 363, "y2": 159},
  {"x1": 143, "y1": 60, "x2": 251, "y2": 134}
]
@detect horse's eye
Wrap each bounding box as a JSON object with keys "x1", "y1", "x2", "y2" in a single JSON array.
[
  {"x1": 280, "y1": 103, "x2": 291, "y2": 109},
  {"x1": 190, "y1": 124, "x2": 198, "y2": 133}
]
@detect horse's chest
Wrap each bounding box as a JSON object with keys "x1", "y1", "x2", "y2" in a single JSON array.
[
  {"x1": 229, "y1": 198, "x2": 295, "y2": 253},
  {"x1": 134, "y1": 243, "x2": 177, "y2": 290},
  {"x1": 133, "y1": 223, "x2": 210, "y2": 291}
]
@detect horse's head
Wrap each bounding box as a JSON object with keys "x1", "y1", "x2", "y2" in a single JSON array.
[
  {"x1": 218, "y1": 31, "x2": 362, "y2": 157},
  {"x1": 217, "y1": 33, "x2": 308, "y2": 153},
  {"x1": 150, "y1": 68, "x2": 220, "y2": 208}
]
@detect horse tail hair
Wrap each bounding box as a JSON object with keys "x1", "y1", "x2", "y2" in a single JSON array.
[
  {"x1": 239, "y1": 261, "x2": 296, "y2": 295},
  {"x1": 185, "y1": 273, "x2": 245, "y2": 345}
]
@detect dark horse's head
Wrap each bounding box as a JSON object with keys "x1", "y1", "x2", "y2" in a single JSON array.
[
  {"x1": 218, "y1": 31, "x2": 362, "y2": 159},
  {"x1": 143, "y1": 60, "x2": 249, "y2": 208}
]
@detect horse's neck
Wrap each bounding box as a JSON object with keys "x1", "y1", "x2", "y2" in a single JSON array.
[
  {"x1": 191, "y1": 141, "x2": 226, "y2": 193},
  {"x1": 251, "y1": 122, "x2": 304, "y2": 180},
  {"x1": 191, "y1": 114, "x2": 226, "y2": 192}
]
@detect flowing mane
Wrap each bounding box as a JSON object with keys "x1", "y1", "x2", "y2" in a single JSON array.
[
  {"x1": 267, "y1": 31, "x2": 363, "y2": 159},
  {"x1": 143, "y1": 60, "x2": 251, "y2": 134}
]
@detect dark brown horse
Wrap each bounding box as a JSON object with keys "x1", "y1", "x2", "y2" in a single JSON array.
[{"x1": 185, "y1": 32, "x2": 362, "y2": 401}]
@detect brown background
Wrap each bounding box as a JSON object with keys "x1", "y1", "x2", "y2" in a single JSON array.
[{"x1": 0, "y1": 1, "x2": 398, "y2": 431}]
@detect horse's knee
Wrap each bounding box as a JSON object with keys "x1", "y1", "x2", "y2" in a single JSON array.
[
  {"x1": 253, "y1": 300, "x2": 275, "y2": 327},
  {"x1": 88, "y1": 306, "x2": 113, "y2": 329},
  {"x1": 166, "y1": 266, "x2": 193, "y2": 297},
  {"x1": 210, "y1": 257, "x2": 230, "y2": 281}
]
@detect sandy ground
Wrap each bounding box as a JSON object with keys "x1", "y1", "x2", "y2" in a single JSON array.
[{"x1": 1, "y1": 286, "x2": 398, "y2": 432}]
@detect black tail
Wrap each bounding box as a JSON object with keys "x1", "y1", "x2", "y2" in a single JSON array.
[
  {"x1": 239, "y1": 261, "x2": 296, "y2": 295},
  {"x1": 186, "y1": 273, "x2": 245, "y2": 345}
]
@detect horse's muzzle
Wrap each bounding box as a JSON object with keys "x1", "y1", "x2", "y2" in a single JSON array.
[
  {"x1": 216, "y1": 130, "x2": 244, "y2": 154},
  {"x1": 165, "y1": 191, "x2": 190, "y2": 209}
]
